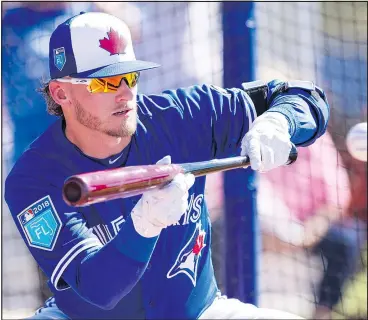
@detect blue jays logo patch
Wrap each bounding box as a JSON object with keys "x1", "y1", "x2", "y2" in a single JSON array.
[
  {"x1": 54, "y1": 47, "x2": 66, "y2": 71},
  {"x1": 167, "y1": 222, "x2": 206, "y2": 286},
  {"x1": 17, "y1": 196, "x2": 62, "y2": 251}
]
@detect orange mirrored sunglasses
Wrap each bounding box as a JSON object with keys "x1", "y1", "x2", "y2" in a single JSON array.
[{"x1": 56, "y1": 72, "x2": 140, "y2": 93}]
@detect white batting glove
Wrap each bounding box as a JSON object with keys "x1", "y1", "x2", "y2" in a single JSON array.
[
  {"x1": 241, "y1": 112, "x2": 292, "y2": 172},
  {"x1": 131, "y1": 155, "x2": 195, "y2": 238}
]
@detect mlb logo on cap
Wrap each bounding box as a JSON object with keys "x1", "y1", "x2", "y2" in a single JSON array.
[
  {"x1": 49, "y1": 12, "x2": 159, "y2": 79},
  {"x1": 54, "y1": 47, "x2": 66, "y2": 71}
]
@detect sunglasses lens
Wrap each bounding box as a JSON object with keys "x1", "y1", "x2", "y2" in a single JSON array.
[
  {"x1": 87, "y1": 72, "x2": 140, "y2": 93},
  {"x1": 123, "y1": 72, "x2": 140, "y2": 88},
  {"x1": 87, "y1": 79, "x2": 105, "y2": 93}
]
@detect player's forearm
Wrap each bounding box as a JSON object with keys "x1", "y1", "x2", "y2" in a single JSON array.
[
  {"x1": 73, "y1": 217, "x2": 158, "y2": 310},
  {"x1": 265, "y1": 80, "x2": 330, "y2": 146}
]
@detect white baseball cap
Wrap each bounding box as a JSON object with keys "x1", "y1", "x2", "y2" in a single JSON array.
[{"x1": 49, "y1": 11, "x2": 159, "y2": 79}]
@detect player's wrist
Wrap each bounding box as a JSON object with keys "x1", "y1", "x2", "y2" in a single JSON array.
[{"x1": 256, "y1": 111, "x2": 291, "y2": 136}]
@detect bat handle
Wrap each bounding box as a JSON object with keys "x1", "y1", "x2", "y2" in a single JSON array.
[{"x1": 286, "y1": 143, "x2": 298, "y2": 165}]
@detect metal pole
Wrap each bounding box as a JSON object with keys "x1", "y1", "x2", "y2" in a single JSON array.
[{"x1": 222, "y1": 1, "x2": 259, "y2": 305}]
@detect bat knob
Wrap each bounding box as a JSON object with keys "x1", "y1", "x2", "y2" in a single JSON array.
[{"x1": 286, "y1": 143, "x2": 298, "y2": 165}]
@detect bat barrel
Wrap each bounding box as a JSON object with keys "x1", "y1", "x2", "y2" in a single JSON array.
[{"x1": 63, "y1": 164, "x2": 184, "y2": 207}]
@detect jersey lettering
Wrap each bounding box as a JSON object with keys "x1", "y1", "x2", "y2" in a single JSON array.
[{"x1": 178, "y1": 193, "x2": 203, "y2": 226}]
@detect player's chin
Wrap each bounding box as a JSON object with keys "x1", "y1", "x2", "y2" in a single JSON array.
[
  {"x1": 123, "y1": 120, "x2": 138, "y2": 136},
  {"x1": 107, "y1": 119, "x2": 137, "y2": 137},
  {"x1": 123, "y1": 112, "x2": 137, "y2": 131}
]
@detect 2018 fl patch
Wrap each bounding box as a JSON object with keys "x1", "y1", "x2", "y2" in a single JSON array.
[{"x1": 17, "y1": 196, "x2": 62, "y2": 251}]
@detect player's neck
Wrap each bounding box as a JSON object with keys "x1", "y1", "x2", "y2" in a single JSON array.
[{"x1": 64, "y1": 123, "x2": 131, "y2": 159}]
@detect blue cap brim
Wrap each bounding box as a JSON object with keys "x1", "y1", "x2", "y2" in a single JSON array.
[{"x1": 70, "y1": 60, "x2": 160, "y2": 78}]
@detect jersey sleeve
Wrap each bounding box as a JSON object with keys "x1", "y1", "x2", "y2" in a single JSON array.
[
  {"x1": 265, "y1": 79, "x2": 330, "y2": 146},
  {"x1": 4, "y1": 168, "x2": 158, "y2": 310},
  {"x1": 138, "y1": 84, "x2": 257, "y2": 160},
  {"x1": 138, "y1": 82, "x2": 329, "y2": 162}
]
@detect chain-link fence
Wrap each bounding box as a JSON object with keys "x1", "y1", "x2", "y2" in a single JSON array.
[{"x1": 254, "y1": 3, "x2": 367, "y2": 318}]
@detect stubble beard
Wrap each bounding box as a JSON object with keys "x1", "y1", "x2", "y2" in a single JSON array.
[{"x1": 74, "y1": 99, "x2": 137, "y2": 138}]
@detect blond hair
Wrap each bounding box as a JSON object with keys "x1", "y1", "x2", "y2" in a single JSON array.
[{"x1": 38, "y1": 80, "x2": 63, "y2": 117}]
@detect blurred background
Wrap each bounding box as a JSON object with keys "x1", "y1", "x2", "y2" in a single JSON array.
[{"x1": 2, "y1": 1, "x2": 367, "y2": 319}]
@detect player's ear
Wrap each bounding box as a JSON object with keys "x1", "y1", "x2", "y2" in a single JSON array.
[{"x1": 48, "y1": 81, "x2": 70, "y2": 105}]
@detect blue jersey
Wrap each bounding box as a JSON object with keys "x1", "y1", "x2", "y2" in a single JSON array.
[{"x1": 5, "y1": 83, "x2": 329, "y2": 319}]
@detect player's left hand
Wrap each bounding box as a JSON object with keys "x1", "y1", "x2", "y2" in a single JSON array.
[{"x1": 241, "y1": 112, "x2": 292, "y2": 172}]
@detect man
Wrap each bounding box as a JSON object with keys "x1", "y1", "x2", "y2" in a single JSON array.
[{"x1": 5, "y1": 11, "x2": 329, "y2": 319}]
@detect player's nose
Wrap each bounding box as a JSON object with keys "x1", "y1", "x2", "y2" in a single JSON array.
[{"x1": 115, "y1": 80, "x2": 135, "y2": 102}]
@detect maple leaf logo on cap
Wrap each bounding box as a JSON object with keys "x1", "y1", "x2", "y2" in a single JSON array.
[{"x1": 99, "y1": 28, "x2": 126, "y2": 55}]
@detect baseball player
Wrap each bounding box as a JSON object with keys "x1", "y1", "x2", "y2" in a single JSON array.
[{"x1": 5, "y1": 12, "x2": 330, "y2": 319}]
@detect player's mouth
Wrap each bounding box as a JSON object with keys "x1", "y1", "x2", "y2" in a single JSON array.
[{"x1": 112, "y1": 108, "x2": 132, "y2": 117}]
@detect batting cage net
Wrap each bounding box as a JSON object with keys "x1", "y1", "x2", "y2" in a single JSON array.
[{"x1": 2, "y1": 2, "x2": 367, "y2": 319}]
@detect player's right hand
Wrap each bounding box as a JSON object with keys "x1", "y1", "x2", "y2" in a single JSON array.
[
  {"x1": 241, "y1": 112, "x2": 292, "y2": 172},
  {"x1": 130, "y1": 155, "x2": 195, "y2": 238}
]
